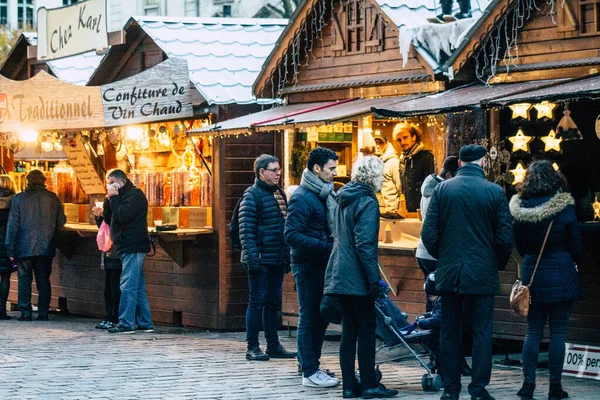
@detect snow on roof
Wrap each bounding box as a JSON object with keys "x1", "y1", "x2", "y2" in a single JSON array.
[
  {"x1": 375, "y1": 1, "x2": 493, "y2": 70},
  {"x1": 377, "y1": 0, "x2": 493, "y2": 30},
  {"x1": 132, "y1": 16, "x2": 288, "y2": 105},
  {"x1": 22, "y1": 33, "x2": 105, "y2": 86}
]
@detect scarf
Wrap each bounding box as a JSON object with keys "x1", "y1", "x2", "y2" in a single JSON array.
[{"x1": 300, "y1": 168, "x2": 337, "y2": 234}]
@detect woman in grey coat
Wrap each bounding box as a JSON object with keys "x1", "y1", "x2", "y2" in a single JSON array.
[{"x1": 324, "y1": 156, "x2": 398, "y2": 399}]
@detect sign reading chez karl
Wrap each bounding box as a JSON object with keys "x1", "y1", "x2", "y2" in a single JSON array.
[
  {"x1": 0, "y1": 71, "x2": 104, "y2": 133},
  {"x1": 37, "y1": 0, "x2": 108, "y2": 61},
  {"x1": 100, "y1": 58, "x2": 194, "y2": 127}
]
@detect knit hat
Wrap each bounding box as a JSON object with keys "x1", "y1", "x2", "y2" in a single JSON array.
[
  {"x1": 459, "y1": 144, "x2": 487, "y2": 162},
  {"x1": 442, "y1": 156, "x2": 459, "y2": 173}
]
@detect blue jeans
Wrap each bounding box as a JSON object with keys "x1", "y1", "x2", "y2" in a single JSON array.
[
  {"x1": 440, "y1": 293, "x2": 494, "y2": 397},
  {"x1": 17, "y1": 256, "x2": 53, "y2": 318},
  {"x1": 522, "y1": 301, "x2": 572, "y2": 385},
  {"x1": 292, "y1": 263, "x2": 328, "y2": 377},
  {"x1": 246, "y1": 264, "x2": 284, "y2": 350},
  {"x1": 118, "y1": 253, "x2": 153, "y2": 330}
]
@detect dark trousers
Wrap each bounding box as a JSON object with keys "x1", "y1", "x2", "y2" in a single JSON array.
[
  {"x1": 440, "y1": 0, "x2": 471, "y2": 14},
  {"x1": 522, "y1": 301, "x2": 572, "y2": 385},
  {"x1": 416, "y1": 257, "x2": 437, "y2": 312},
  {"x1": 246, "y1": 264, "x2": 284, "y2": 350},
  {"x1": 339, "y1": 295, "x2": 377, "y2": 392},
  {"x1": 440, "y1": 293, "x2": 494, "y2": 397},
  {"x1": 292, "y1": 263, "x2": 328, "y2": 377},
  {"x1": 0, "y1": 271, "x2": 11, "y2": 314},
  {"x1": 17, "y1": 256, "x2": 53, "y2": 318},
  {"x1": 104, "y1": 268, "x2": 122, "y2": 324}
]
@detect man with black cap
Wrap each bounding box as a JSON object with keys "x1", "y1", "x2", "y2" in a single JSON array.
[{"x1": 421, "y1": 145, "x2": 514, "y2": 400}]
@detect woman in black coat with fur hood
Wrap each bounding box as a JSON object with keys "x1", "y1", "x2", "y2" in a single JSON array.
[
  {"x1": 0, "y1": 175, "x2": 16, "y2": 320},
  {"x1": 509, "y1": 161, "x2": 582, "y2": 400}
]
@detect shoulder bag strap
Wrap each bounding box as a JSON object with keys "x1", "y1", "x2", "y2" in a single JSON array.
[{"x1": 529, "y1": 219, "x2": 554, "y2": 287}]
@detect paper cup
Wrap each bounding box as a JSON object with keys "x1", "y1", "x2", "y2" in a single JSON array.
[
  {"x1": 95, "y1": 202, "x2": 104, "y2": 209},
  {"x1": 154, "y1": 220, "x2": 163, "y2": 227}
]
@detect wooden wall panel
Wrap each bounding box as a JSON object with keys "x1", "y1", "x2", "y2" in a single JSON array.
[{"x1": 217, "y1": 132, "x2": 281, "y2": 330}]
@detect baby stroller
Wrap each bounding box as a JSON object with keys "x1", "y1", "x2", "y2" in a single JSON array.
[{"x1": 373, "y1": 281, "x2": 443, "y2": 392}]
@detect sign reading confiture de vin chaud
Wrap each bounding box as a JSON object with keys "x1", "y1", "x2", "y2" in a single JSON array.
[
  {"x1": 100, "y1": 58, "x2": 194, "y2": 127},
  {"x1": 37, "y1": 0, "x2": 108, "y2": 61}
]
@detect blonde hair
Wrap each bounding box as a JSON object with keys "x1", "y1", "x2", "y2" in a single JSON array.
[
  {"x1": 351, "y1": 156, "x2": 384, "y2": 190},
  {"x1": 0, "y1": 175, "x2": 16, "y2": 194}
]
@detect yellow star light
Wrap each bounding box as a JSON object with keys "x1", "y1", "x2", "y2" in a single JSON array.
[
  {"x1": 509, "y1": 103, "x2": 531, "y2": 120},
  {"x1": 552, "y1": 162, "x2": 560, "y2": 171},
  {"x1": 534, "y1": 101, "x2": 557, "y2": 120},
  {"x1": 510, "y1": 162, "x2": 527, "y2": 186},
  {"x1": 541, "y1": 129, "x2": 562, "y2": 152},
  {"x1": 508, "y1": 128, "x2": 533, "y2": 153}
]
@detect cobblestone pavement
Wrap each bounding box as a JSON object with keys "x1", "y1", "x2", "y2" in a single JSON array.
[{"x1": 0, "y1": 313, "x2": 599, "y2": 399}]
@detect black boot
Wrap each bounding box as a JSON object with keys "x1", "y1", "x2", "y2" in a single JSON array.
[
  {"x1": 517, "y1": 382, "x2": 535, "y2": 399},
  {"x1": 0, "y1": 311, "x2": 11, "y2": 320},
  {"x1": 548, "y1": 383, "x2": 568, "y2": 400},
  {"x1": 245, "y1": 347, "x2": 269, "y2": 361}
]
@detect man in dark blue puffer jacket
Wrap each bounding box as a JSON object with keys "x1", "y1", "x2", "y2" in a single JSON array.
[{"x1": 239, "y1": 154, "x2": 296, "y2": 361}]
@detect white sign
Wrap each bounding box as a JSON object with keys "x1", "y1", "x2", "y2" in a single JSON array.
[
  {"x1": 563, "y1": 343, "x2": 600, "y2": 380},
  {"x1": 37, "y1": 0, "x2": 108, "y2": 61}
]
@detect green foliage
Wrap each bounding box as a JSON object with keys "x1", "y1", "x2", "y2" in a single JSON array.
[
  {"x1": 0, "y1": 28, "x2": 24, "y2": 66},
  {"x1": 291, "y1": 139, "x2": 311, "y2": 179}
]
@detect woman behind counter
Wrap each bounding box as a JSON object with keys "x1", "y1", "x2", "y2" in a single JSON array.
[
  {"x1": 324, "y1": 156, "x2": 398, "y2": 399},
  {"x1": 0, "y1": 175, "x2": 16, "y2": 320},
  {"x1": 509, "y1": 160, "x2": 582, "y2": 400}
]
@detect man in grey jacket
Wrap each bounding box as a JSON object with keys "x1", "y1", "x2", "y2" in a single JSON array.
[
  {"x1": 374, "y1": 131, "x2": 401, "y2": 212},
  {"x1": 6, "y1": 170, "x2": 66, "y2": 321}
]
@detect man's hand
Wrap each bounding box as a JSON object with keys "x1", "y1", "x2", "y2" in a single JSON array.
[
  {"x1": 9, "y1": 257, "x2": 14, "y2": 262},
  {"x1": 107, "y1": 184, "x2": 119, "y2": 198},
  {"x1": 92, "y1": 207, "x2": 103, "y2": 217},
  {"x1": 366, "y1": 281, "x2": 383, "y2": 301}
]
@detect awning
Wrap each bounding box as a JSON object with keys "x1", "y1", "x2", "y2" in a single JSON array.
[
  {"x1": 190, "y1": 96, "x2": 420, "y2": 135},
  {"x1": 13, "y1": 143, "x2": 67, "y2": 161},
  {"x1": 485, "y1": 75, "x2": 600, "y2": 106},
  {"x1": 253, "y1": 96, "x2": 416, "y2": 131},
  {"x1": 371, "y1": 80, "x2": 563, "y2": 118},
  {"x1": 190, "y1": 102, "x2": 333, "y2": 135}
]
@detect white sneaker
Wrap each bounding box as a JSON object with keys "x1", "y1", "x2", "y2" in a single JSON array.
[{"x1": 302, "y1": 370, "x2": 340, "y2": 388}]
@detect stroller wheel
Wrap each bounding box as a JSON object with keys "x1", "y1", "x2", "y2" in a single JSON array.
[{"x1": 421, "y1": 373, "x2": 442, "y2": 392}]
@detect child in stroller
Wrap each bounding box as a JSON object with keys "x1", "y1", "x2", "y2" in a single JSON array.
[{"x1": 405, "y1": 296, "x2": 472, "y2": 377}]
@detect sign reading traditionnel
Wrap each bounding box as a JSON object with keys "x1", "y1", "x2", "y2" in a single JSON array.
[
  {"x1": 100, "y1": 58, "x2": 194, "y2": 127},
  {"x1": 37, "y1": 0, "x2": 108, "y2": 61},
  {"x1": 0, "y1": 72, "x2": 105, "y2": 132}
]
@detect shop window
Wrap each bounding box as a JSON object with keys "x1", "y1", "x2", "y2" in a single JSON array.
[
  {"x1": 63, "y1": 0, "x2": 79, "y2": 5},
  {"x1": 17, "y1": 0, "x2": 34, "y2": 29},
  {"x1": 0, "y1": 0, "x2": 8, "y2": 26},
  {"x1": 579, "y1": 0, "x2": 600, "y2": 35},
  {"x1": 144, "y1": 0, "x2": 160, "y2": 16}
]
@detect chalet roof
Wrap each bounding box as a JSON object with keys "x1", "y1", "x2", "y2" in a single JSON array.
[
  {"x1": 129, "y1": 16, "x2": 288, "y2": 105},
  {"x1": 11, "y1": 33, "x2": 105, "y2": 86},
  {"x1": 377, "y1": 0, "x2": 492, "y2": 30},
  {"x1": 486, "y1": 75, "x2": 600, "y2": 106},
  {"x1": 371, "y1": 80, "x2": 562, "y2": 117}
]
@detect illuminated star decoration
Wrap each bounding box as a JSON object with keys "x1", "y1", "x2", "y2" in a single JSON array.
[
  {"x1": 509, "y1": 103, "x2": 531, "y2": 120},
  {"x1": 541, "y1": 129, "x2": 562, "y2": 152},
  {"x1": 508, "y1": 128, "x2": 533, "y2": 153},
  {"x1": 534, "y1": 101, "x2": 557, "y2": 120},
  {"x1": 510, "y1": 162, "x2": 527, "y2": 186},
  {"x1": 552, "y1": 162, "x2": 560, "y2": 171},
  {"x1": 593, "y1": 198, "x2": 600, "y2": 221}
]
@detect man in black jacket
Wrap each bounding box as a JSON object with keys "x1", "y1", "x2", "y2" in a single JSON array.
[
  {"x1": 239, "y1": 154, "x2": 296, "y2": 361},
  {"x1": 102, "y1": 169, "x2": 153, "y2": 334},
  {"x1": 421, "y1": 145, "x2": 514, "y2": 400},
  {"x1": 6, "y1": 170, "x2": 66, "y2": 321},
  {"x1": 394, "y1": 123, "x2": 435, "y2": 212},
  {"x1": 285, "y1": 147, "x2": 340, "y2": 388}
]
